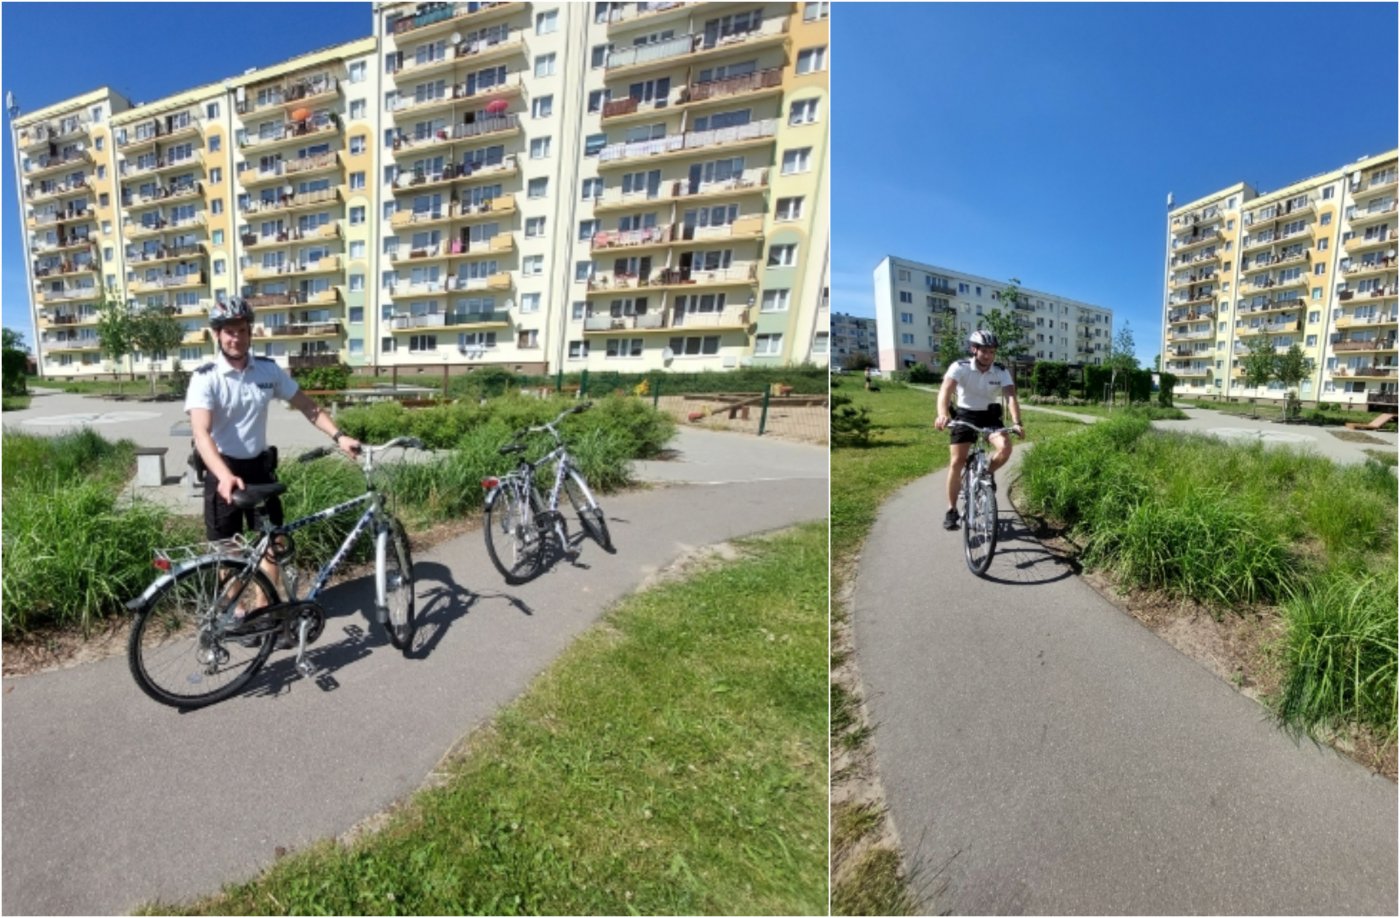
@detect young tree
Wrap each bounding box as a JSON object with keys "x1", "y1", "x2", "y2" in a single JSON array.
[
  {"x1": 95, "y1": 294, "x2": 134, "y2": 394},
  {"x1": 1241, "y1": 333, "x2": 1277, "y2": 415},
  {"x1": 936, "y1": 310, "x2": 963, "y2": 372},
  {"x1": 2, "y1": 327, "x2": 30, "y2": 397},
  {"x1": 984, "y1": 278, "x2": 1030, "y2": 367},
  {"x1": 130, "y1": 305, "x2": 186, "y2": 398},
  {"x1": 1274, "y1": 343, "x2": 1310, "y2": 419},
  {"x1": 1104, "y1": 323, "x2": 1139, "y2": 405}
]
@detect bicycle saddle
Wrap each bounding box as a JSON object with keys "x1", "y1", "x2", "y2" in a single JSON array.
[{"x1": 231, "y1": 482, "x2": 288, "y2": 509}]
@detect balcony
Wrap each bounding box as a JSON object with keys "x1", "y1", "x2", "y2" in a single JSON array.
[
  {"x1": 591, "y1": 224, "x2": 673, "y2": 252},
  {"x1": 1166, "y1": 328, "x2": 1215, "y2": 341},
  {"x1": 1172, "y1": 229, "x2": 1223, "y2": 253},
  {"x1": 387, "y1": 310, "x2": 510, "y2": 331},
  {"x1": 389, "y1": 231, "x2": 512, "y2": 265},
  {"x1": 597, "y1": 118, "x2": 778, "y2": 168},
  {"x1": 1342, "y1": 258, "x2": 1398, "y2": 281},
  {"x1": 244, "y1": 255, "x2": 343, "y2": 281},
  {"x1": 241, "y1": 150, "x2": 342, "y2": 188},
  {"x1": 253, "y1": 321, "x2": 343, "y2": 340},
  {"x1": 675, "y1": 213, "x2": 765, "y2": 242},
  {"x1": 388, "y1": 2, "x2": 524, "y2": 42},
  {"x1": 41, "y1": 308, "x2": 100, "y2": 327},
  {"x1": 605, "y1": 2, "x2": 691, "y2": 30},
  {"x1": 605, "y1": 18, "x2": 790, "y2": 75},
  {"x1": 32, "y1": 259, "x2": 98, "y2": 282},
  {"x1": 44, "y1": 336, "x2": 102, "y2": 352},
  {"x1": 30, "y1": 209, "x2": 96, "y2": 231},
  {"x1": 1332, "y1": 338, "x2": 1397, "y2": 353},
  {"x1": 1352, "y1": 172, "x2": 1398, "y2": 200},
  {"x1": 1333, "y1": 366, "x2": 1399, "y2": 379},
  {"x1": 122, "y1": 181, "x2": 204, "y2": 212},
  {"x1": 242, "y1": 186, "x2": 343, "y2": 218},
  {"x1": 242, "y1": 221, "x2": 342, "y2": 250},
  {"x1": 1238, "y1": 298, "x2": 1304, "y2": 317},
  {"x1": 245, "y1": 290, "x2": 341, "y2": 309},
  {"x1": 38, "y1": 285, "x2": 101, "y2": 303},
  {"x1": 1237, "y1": 320, "x2": 1302, "y2": 337},
  {"x1": 1168, "y1": 270, "x2": 1218, "y2": 290},
  {"x1": 236, "y1": 75, "x2": 340, "y2": 118},
  {"x1": 120, "y1": 151, "x2": 205, "y2": 181},
  {"x1": 118, "y1": 113, "x2": 203, "y2": 151},
  {"x1": 1166, "y1": 308, "x2": 1215, "y2": 324},
  {"x1": 27, "y1": 177, "x2": 91, "y2": 204},
  {"x1": 18, "y1": 122, "x2": 57, "y2": 150},
  {"x1": 1348, "y1": 200, "x2": 1398, "y2": 229},
  {"x1": 1334, "y1": 312, "x2": 1399, "y2": 329},
  {"x1": 583, "y1": 305, "x2": 751, "y2": 334},
  {"x1": 646, "y1": 263, "x2": 759, "y2": 290},
  {"x1": 240, "y1": 114, "x2": 341, "y2": 153},
  {"x1": 389, "y1": 192, "x2": 517, "y2": 231},
  {"x1": 126, "y1": 243, "x2": 208, "y2": 266},
  {"x1": 1344, "y1": 231, "x2": 1395, "y2": 254},
  {"x1": 394, "y1": 30, "x2": 527, "y2": 81},
  {"x1": 390, "y1": 154, "x2": 519, "y2": 196},
  {"x1": 390, "y1": 272, "x2": 512, "y2": 299},
  {"x1": 130, "y1": 273, "x2": 208, "y2": 295},
  {"x1": 24, "y1": 148, "x2": 94, "y2": 179},
  {"x1": 389, "y1": 114, "x2": 521, "y2": 157},
  {"x1": 390, "y1": 75, "x2": 524, "y2": 122}
]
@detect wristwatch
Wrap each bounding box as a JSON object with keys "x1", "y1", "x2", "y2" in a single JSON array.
[{"x1": 331, "y1": 429, "x2": 345, "y2": 443}]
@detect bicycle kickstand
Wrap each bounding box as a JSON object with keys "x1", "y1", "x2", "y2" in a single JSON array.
[{"x1": 293, "y1": 617, "x2": 315, "y2": 677}]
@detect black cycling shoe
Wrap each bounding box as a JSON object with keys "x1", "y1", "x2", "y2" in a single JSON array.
[{"x1": 943, "y1": 509, "x2": 960, "y2": 530}]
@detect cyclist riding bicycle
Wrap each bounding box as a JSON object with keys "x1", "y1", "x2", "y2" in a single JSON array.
[
  {"x1": 933, "y1": 330, "x2": 1025, "y2": 531},
  {"x1": 186, "y1": 297, "x2": 361, "y2": 625}
]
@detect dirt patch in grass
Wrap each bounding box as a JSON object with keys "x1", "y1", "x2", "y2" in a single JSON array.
[
  {"x1": 1328, "y1": 429, "x2": 1391, "y2": 445},
  {"x1": 653, "y1": 395, "x2": 829, "y2": 446}
]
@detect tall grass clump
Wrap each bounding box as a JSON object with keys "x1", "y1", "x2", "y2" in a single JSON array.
[
  {"x1": 1274, "y1": 565, "x2": 1398, "y2": 740},
  {"x1": 1, "y1": 428, "x2": 134, "y2": 491}
]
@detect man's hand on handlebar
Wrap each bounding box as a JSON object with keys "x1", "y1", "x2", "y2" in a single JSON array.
[{"x1": 934, "y1": 414, "x2": 951, "y2": 431}]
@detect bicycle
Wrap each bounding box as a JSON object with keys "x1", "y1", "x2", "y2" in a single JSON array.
[
  {"x1": 481, "y1": 402, "x2": 613, "y2": 584},
  {"x1": 949, "y1": 421, "x2": 1015, "y2": 576},
  {"x1": 126, "y1": 436, "x2": 424, "y2": 709}
]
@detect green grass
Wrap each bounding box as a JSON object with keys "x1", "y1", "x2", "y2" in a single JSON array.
[
  {"x1": 1023, "y1": 401, "x2": 1189, "y2": 421},
  {"x1": 2, "y1": 394, "x2": 31, "y2": 411},
  {"x1": 831, "y1": 848, "x2": 917, "y2": 917},
  {"x1": 157, "y1": 523, "x2": 829, "y2": 916}
]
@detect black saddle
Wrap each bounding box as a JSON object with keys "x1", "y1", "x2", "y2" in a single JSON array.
[{"x1": 231, "y1": 482, "x2": 287, "y2": 509}]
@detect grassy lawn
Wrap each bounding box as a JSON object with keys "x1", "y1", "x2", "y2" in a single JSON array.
[
  {"x1": 1022, "y1": 401, "x2": 1187, "y2": 420},
  {"x1": 157, "y1": 523, "x2": 829, "y2": 916},
  {"x1": 2, "y1": 394, "x2": 31, "y2": 411}
]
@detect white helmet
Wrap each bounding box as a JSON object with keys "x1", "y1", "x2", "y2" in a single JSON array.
[
  {"x1": 209, "y1": 297, "x2": 254, "y2": 329},
  {"x1": 968, "y1": 329, "x2": 999, "y2": 349}
]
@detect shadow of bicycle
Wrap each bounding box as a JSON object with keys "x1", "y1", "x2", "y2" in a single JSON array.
[{"x1": 976, "y1": 507, "x2": 1081, "y2": 587}]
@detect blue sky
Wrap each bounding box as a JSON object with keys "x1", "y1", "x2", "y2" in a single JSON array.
[
  {"x1": 1, "y1": 2, "x2": 370, "y2": 348},
  {"x1": 831, "y1": 2, "x2": 1399, "y2": 366}
]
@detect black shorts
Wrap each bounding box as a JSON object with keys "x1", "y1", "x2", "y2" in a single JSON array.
[
  {"x1": 949, "y1": 405, "x2": 1004, "y2": 445},
  {"x1": 203, "y1": 450, "x2": 283, "y2": 540}
]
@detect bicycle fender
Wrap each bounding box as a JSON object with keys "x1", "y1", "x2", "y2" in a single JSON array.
[
  {"x1": 483, "y1": 485, "x2": 501, "y2": 509},
  {"x1": 126, "y1": 571, "x2": 177, "y2": 611}
]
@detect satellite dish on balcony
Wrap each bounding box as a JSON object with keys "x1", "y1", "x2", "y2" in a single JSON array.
[{"x1": 450, "y1": 31, "x2": 461, "y2": 44}]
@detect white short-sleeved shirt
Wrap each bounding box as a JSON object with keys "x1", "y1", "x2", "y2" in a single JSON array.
[
  {"x1": 185, "y1": 352, "x2": 300, "y2": 459},
  {"x1": 943, "y1": 358, "x2": 1015, "y2": 411}
]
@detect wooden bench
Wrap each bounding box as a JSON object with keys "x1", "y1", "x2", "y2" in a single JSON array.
[{"x1": 1345, "y1": 412, "x2": 1398, "y2": 431}]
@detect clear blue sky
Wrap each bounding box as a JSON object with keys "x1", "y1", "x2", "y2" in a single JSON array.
[
  {"x1": 831, "y1": 1, "x2": 1399, "y2": 366},
  {"x1": 1, "y1": 2, "x2": 370, "y2": 350}
]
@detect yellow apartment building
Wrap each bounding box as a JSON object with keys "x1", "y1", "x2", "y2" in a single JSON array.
[
  {"x1": 1163, "y1": 149, "x2": 1397, "y2": 410},
  {"x1": 11, "y1": 1, "x2": 830, "y2": 380}
]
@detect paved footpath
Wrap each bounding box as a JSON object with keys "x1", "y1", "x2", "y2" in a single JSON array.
[
  {"x1": 852, "y1": 450, "x2": 1397, "y2": 915},
  {"x1": 2, "y1": 405, "x2": 827, "y2": 916}
]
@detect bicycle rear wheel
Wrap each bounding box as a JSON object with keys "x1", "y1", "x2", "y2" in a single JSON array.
[
  {"x1": 128, "y1": 560, "x2": 279, "y2": 708},
  {"x1": 380, "y1": 516, "x2": 416, "y2": 651},
  {"x1": 484, "y1": 482, "x2": 545, "y2": 584},
  {"x1": 563, "y1": 467, "x2": 613, "y2": 553},
  {"x1": 963, "y1": 476, "x2": 998, "y2": 576}
]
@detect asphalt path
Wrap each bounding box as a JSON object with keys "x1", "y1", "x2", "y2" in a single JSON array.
[
  {"x1": 852, "y1": 454, "x2": 1398, "y2": 914},
  {"x1": 2, "y1": 413, "x2": 827, "y2": 916}
]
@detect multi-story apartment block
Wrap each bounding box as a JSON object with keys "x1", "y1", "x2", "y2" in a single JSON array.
[
  {"x1": 1162, "y1": 149, "x2": 1397, "y2": 410},
  {"x1": 872, "y1": 256, "x2": 1113, "y2": 374},
  {"x1": 830, "y1": 311, "x2": 875, "y2": 367},
  {"x1": 11, "y1": 1, "x2": 830, "y2": 381}
]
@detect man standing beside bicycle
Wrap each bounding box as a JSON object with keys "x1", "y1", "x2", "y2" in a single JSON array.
[
  {"x1": 186, "y1": 298, "x2": 361, "y2": 612},
  {"x1": 933, "y1": 330, "x2": 1025, "y2": 531}
]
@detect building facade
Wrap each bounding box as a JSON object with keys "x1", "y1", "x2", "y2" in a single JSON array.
[
  {"x1": 829, "y1": 310, "x2": 874, "y2": 367},
  {"x1": 872, "y1": 256, "x2": 1113, "y2": 374},
  {"x1": 12, "y1": 1, "x2": 830, "y2": 380},
  {"x1": 1162, "y1": 150, "x2": 1397, "y2": 409}
]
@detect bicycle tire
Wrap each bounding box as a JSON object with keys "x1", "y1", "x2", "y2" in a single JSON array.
[
  {"x1": 128, "y1": 559, "x2": 279, "y2": 709},
  {"x1": 563, "y1": 467, "x2": 613, "y2": 553},
  {"x1": 380, "y1": 516, "x2": 416, "y2": 651},
  {"x1": 483, "y1": 482, "x2": 545, "y2": 584},
  {"x1": 963, "y1": 477, "x2": 998, "y2": 576}
]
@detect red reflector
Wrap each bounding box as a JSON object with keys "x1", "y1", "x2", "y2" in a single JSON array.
[
  {"x1": 481, "y1": 477, "x2": 500, "y2": 490},
  {"x1": 153, "y1": 558, "x2": 171, "y2": 571}
]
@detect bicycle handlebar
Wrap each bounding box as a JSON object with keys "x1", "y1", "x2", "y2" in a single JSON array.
[
  {"x1": 505, "y1": 401, "x2": 595, "y2": 446},
  {"x1": 298, "y1": 437, "x2": 425, "y2": 464},
  {"x1": 947, "y1": 420, "x2": 1019, "y2": 437}
]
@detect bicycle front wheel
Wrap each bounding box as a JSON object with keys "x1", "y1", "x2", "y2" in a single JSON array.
[
  {"x1": 128, "y1": 560, "x2": 279, "y2": 708},
  {"x1": 963, "y1": 478, "x2": 998, "y2": 576},
  {"x1": 484, "y1": 483, "x2": 545, "y2": 584},
  {"x1": 380, "y1": 517, "x2": 416, "y2": 651},
  {"x1": 563, "y1": 467, "x2": 613, "y2": 553}
]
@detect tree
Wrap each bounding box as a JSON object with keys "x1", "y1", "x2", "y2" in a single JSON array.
[
  {"x1": 1241, "y1": 333, "x2": 1277, "y2": 415},
  {"x1": 2, "y1": 328, "x2": 29, "y2": 397},
  {"x1": 1274, "y1": 343, "x2": 1310, "y2": 419},
  {"x1": 936, "y1": 311, "x2": 963, "y2": 372},
  {"x1": 1104, "y1": 323, "x2": 1140, "y2": 405},
  {"x1": 2, "y1": 328, "x2": 29, "y2": 352},
  {"x1": 844, "y1": 351, "x2": 875, "y2": 372},
  {"x1": 984, "y1": 278, "x2": 1030, "y2": 365},
  {"x1": 130, "y1": 305, "x2": 186, "y2": 397},
  {"x1": 95, "y1": 293, "x2": 134, "y2": 394}
]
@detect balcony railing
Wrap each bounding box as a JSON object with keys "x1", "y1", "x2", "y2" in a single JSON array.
[
  {"x1": 240, "y1": 114, "x2": 341, "y2": 151},
  {"x1": 242, "y1": 221, "x2": 342, "y2": 249},
  {"x1": 390, "y1": 115, "x2": 520, "y2": 154},
  {"x1": 388, "y1": 74, "x2": 522, "y2": 119},
  {"x1": 242, "y1": 186, "x2": 341, "y2": 216},
  {"x1": 236, "y1": 75, "x2": 340, "y2": 116},
  {"x1": 597, "y1": 118, "x2": 778, "y2": 165},
  {"x1": 583, "y1": 306, "x2": 750, "y2": 332},
  {"x1": 684, "y1": 67, "x2": 784, "y2": 104},
  {"x1": 388, "y1": 310, "x2": 509, "y2": 330},
  {"x1": 131, "y1": 273, "x2": 208, "y2": 293},
  {"x1": 255, "y1": 321, "x2": 342, "y2": 339},
  {"x1": 245, "y1": 256, "x2": 343, "y2": 280},
  {"x1": 1331, "y1": 338, "x2": 1396, "y2": 352},
  {"x1": 120, "y1": 152, "x2": 204, "y2": 180},
  {"x1": 591, "y1": 224, "x2": 672, "y2": 251},
  {"x1": 389, "y1": 2, "x2": 519, "y2": 40},
  {"x1": 24, "y1": 148, "x2": 94, "y2": 176},
  {"x1": 605, "y1": 18, "x2": 788, "y2": 71},
  {"x1": 395, "y1": 31, "x2": 526, "y2": 79},
  {"x1": 118, "y1": 113, "x2": 203, "y2": 149},
  {"x1": 27, "y1": 177, "x2": 91, "y2": 203},
  {"x1": 122, "y1": 181, "x2": 203, "y2": 210},
  {"x1": 127, "y1": 243, "x2": 206, "y2": 265}
]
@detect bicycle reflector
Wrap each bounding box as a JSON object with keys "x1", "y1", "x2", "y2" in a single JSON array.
[
  {"x1": 153, "y1": 556, "x2": 171, "y2": 572},
  {"x1": 481, "y1": 476, "x2": 500, "y2": 490}
]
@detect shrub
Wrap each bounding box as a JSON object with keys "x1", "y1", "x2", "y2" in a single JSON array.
[
  {"x1": 830, "y1": 394, "x2": 871, "y2": 447},
  {"x1": 1030, "y1": 361, "x2": 1071, "y2": 398},
  {"x1": 291, "y1": 362, "x2": 352, "y2": 391},
  {"x1": 2, "y1": 348, "x2": 28, "y2": 397}
]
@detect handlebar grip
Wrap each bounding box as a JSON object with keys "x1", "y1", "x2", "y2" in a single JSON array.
[
  {"x1": 571, "y1": 401, "x2": 593, "y2": 414},
  {"x1": 299, "y1": 446, "x2": 334, "y2": 463},
  {"x1": 401, "y1": 437, "x2": 426, "y2": 451}
]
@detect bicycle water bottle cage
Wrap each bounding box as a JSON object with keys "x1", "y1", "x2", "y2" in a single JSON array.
[{"x1": 231, "y1": 482, "x2": 288, "y2": 510}]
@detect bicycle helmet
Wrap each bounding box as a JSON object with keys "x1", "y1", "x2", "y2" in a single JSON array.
[
  {"x1": 209, "y1": 296, "x2": 255, "y2": 329},
  {"x1": 968, "y1": 329, "x2": 999, "y2": 349}
]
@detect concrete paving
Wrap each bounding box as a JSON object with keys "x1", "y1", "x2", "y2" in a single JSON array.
[
  {"x1": 852, "y1": 454, "x2": 1398, "y2": 915},
  {"x1": 1, "y1": 393, "x2": 828, "y2": 915}
]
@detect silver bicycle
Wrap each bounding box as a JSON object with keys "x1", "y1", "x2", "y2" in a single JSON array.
[
  {"x1": 126, "y1": 437, "x2": 423, "y2": 709},
  {"x1": 950, "y1": 421, "x2": 1014, "y2": 576},
  {"x1": 481, "y1": 402, "x2": 613, "y2": 584}
]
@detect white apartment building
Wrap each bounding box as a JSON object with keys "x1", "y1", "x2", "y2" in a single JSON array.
[
  {"x1": 830, "y1": 310, "x2": 874, "y2": 367},
  {"x1": 872, "y1": 256, "x2": 1113, "y2": 373}
]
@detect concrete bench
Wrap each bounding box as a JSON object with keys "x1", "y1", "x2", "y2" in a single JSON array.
[{"x1": 134, "y1": 447, "x2": 169, "y2": 487}]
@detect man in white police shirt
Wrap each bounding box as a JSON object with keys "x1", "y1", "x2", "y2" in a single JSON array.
[
  {"x1": 933, "y1": 329, "x2": 1025, "y2": 531},
  {"x1": 186, "y1": 297, "x2": 361, "y2": 598}
]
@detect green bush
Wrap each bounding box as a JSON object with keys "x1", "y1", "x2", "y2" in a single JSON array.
[
  {"x1": 291, "y1": 362, "x2": 352, "y2": 391},
  {"x1": 1030, "y1": 361, "x2": 1071, "y2": 398},
  {"x1": 1157, "y1": 372, "x2": 1176, "y2": 408},
  {"x1": 2, "y1": 348, "x2": 28, "y2": 397}
]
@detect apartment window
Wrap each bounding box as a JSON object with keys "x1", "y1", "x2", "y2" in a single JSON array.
[
  {"x1": 90, "y1": 105, "x2": 103, "y2": 123},
  {"x1": 518, "y1": 329, "x2": 539, "y2": 348},
  {"x1": 381, "y1": 336, "x2": 396, "y2": 353},
  {"x1": 575, "y1": 261, "x2": 593, "y2": 282},
  {"x1": 755, "y1": 333, "x2": 783, "y2": 356},
  {"x1": 669, "y1": 335, "x2": 721, "y2": 357},
  {"x1": 1318, "y1": 237, "x2": 1329, "y2": 250},
  {"x1": 605, "y1": 337, "x2": 643, "y2": 358},
  {"x1": 1312, "y1": 287, "x2": 1323, "y2": 300},
  {"x1": 211, "y1": 199, "x2": 223, "y2": 215},
  {"x1": 209, "y1": 167, "x2": 222, "y2": 185},
  {"x1": 350, "y1": 206, "x2": 366, "y2": 225},
  {"x1": 350, "y1": 274, "x2": 365, "y2": 292},
  {"x1": 535, "y1": 9, "x2": 558, "y2": 33},
  {"x1": 206, "y1": 101, "x2": 220, "y2": 120},
  {"x1": 534, "y1": 53, "x2": 556, "y2": 78},
  {"x1": 350, "y1": 136, "x2": 366, "y2": 155},
  {"x1": 213, "y1": 259, "x2": 226, "y2": 276},
  {"x1": 762, "y1": 289, "x2": 791, "y2": 313},
  {"x1": 349, "y1": 306, "x2": 364, "y2": 324},
  {"x1": 209, "y1": 135, "x2": 221, "y2": 153},
  {"x1": 781, "y1": 148, "x2": 812, "y2": 175},
  {"x1": 523, "y1": 255, "x2": 543, "y2": 275},
  {"x1": 767, "y1": 243, "x2": 796, "y2": 267},
  {"x1": 776, "y1": 197, "x2": 803, "y2": 220},
  {"x1": 789, "y1": 99, "x2": 819, "y2": 125},
  {"x1": 350, "y1": 240, "x2": 366, "y2": 260},
  {"x1": 579, "y1": 219, "x2": 599, "y2": 241},
  {"x1": 350, "y1": 99, "x2": 367, "y2": 120},
  {"x1": 582, "y1": 178, "x2": 604, "y2": 200},
  {"x1": 569, "y1": 340, "x2": 589, "y2": 359},
  {"x1": 571, "y1": 302, "x2": 586, "y2": 320},
  {"x1": 591, "y1": 44, "x2": 611, "y2": 68},
  {"x1": 1314, "y1": 263, "x2": 1327, "y2": 275},
  {"x1": 520, "y1": 293, "x2": 541, "y2": 313},
  {"x1": 95, "y1": 137, "x2": 104, "y2": 151},
  {"x1": 103, "y1": 221, "x2": 112, "y2": 235},
  {"x1": 525, "y1": 216, "x2": 546, "y2": 237},
  {"x1": 587, "y1": 90, "x2": 609, "y2": 114},
  {"x1": 409, "y1": 335, "x2": 437, "y2": 353},
  {"x1": 99, "y1": 193, "x2": 110, "y2": 207},
  {"x1": 211, "y1": 230, "x2": 223, "y2": 246},
  {"x1": 796, "y1": 46, "x2": 827, "y2": 74},
  {"x1": 530, "y1": 137, "x2": 552, "y2": 159},
  {"x1": 532, "y1": 95, "x2": 553, "y2": 119},
  {"x1": 97, "y1": 165, "x2": 106, "y2": 179},
  {"x1": 804, "y1": 2, "x2": 830, "y2": 20},
  {"x1": 1321, "y1": 186, "x2": 1334, "y2": 200},
  {"x1": 900, "y1": 311, "x2": 914, "y2": 323},
  {"x1": 350, "y1": 171, "x2": 366, "y2": 190},
  {"x1": 528, "y1": 177, "x2": 548, "y2": 199},
  {"x1": 898, "y1": 291, "x2": 913, "y2": 304}
]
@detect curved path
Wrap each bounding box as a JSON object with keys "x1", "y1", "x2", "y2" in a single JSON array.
[
  {"x1": 2, "y1": 426, "x2": 827, "y2": 916},
  {"x1": 852, "y1": 455, "x2": 1397, "y2": 914}
]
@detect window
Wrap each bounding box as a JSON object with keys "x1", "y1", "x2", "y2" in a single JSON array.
[
  {"x1": 898, "y1": 291, "x2": 913, "y2": 304},
  {"x1": 526, "y1": 216, "x2": 546, "y2": 237},
  {"x1": 582, "y1": 178, "x2": 604, "y2": 200},
  {"x1": 591, "y1": 44, "x2": 611, "y2": 68},
  {"x1": 349, "y1": 61, "x2": 367, "y2": 83},
  {"x1": 605, "y1": 337, "x2": 644, "y2": 358},
  {"x1": 520, "y1": 292, "x2": 541, "y2": 313},
  {"x1": 211, "y1": 199, "x2": 223, "y2": 214},
  {"x1": 518, "y1": 329, "x2": 539, "y2": 348},
  {"x1": 212, "y1": 230, "x2": 224, "y2": 245},
  {"x1": 213, "y1": 259, "x2": 226, "y2": 276},
  {"x1": 350, "y1": 206, "x2": 366, "y2": 225},
  {"x1": 95, "y1": 137, "x2": 104, "y2": 151},
  {"x1": 804, "y1": 1, "x2": 830, "y2": 20},
  {"x1": 350, "y1": 136, "x2": 366, "y2": 155},
  {"x1": 813, "y1": 332, "x2": 830, "y2": 354},
  {"x1": 767, "y1": 243, "x2": 796, "y2": 267},
  {"x1": 209, "y1": 135, "x2": 221, "y2": 152},
  {"x1": 776, "y1": 197, "x2": 804, "y2": 220},
  {"x1": 762, "y1": 289, "x2": 792, "y2": 312},
  {"x1": 350, "y1": 171, "x2": 366, "y2": 190},
  {"x1": 350, "y1": 274, "x2": 365, "y2": 292},
  {"x1": 209, "y1": 167, "x2": 222, "y2": 185},
  {"x1": 350, "y1": 100, "x2": 367, "y2": 120},
  {"x1": 535, "y1": 10, "x2": 558, "y2": 34},
  {"x1": 409, "y1": 335, "x2": 437, "y2": 353},
  {"x1": 1318, "y1": 237, "x2": 1329, "y2": 250},
  {"x1": 531, "y1": 95, "x2": 553, "y2": 119},
  {"x1": 668, "y1": 335, "x2": 721, "y2": 357},
  {"x1": 755, "y1": 333, "x2": 783, "y2": 355},
  {"x1": 781, "y1": 148, "x2": 812, "y2": 175},
  {"x1": 350, "y1": 241, "x2": 366, "y2": 260},
  {"x1": 99, "y1": 193, "x2": 109, "y2": 207},
  {"x1": 534, "y1": 53, "x2": 556, "y2": 78},
  {"x1": 900, "y1": 311, "x2": 914, "y2": 323},
  {"x1": 579, "y1": 219, "x2": 599, "y2": 241},
  {"x1": 796, "y1": 47, "x2": 827, "y2": 74},
  {"x1": 349, "y1": 306, "x2": 364, "y2": 324},
  {"x1": 523, "y1": 255, "x2": 544, "y2": 275},
  {"x1": 206, "y1": 101, "x2": 220, "y2": 120},
  {"x1": 528, "y1": 177, "x2": 548, "y2": 199},
  {"x1": 568, "y1": 340, "x2": 589, "y2": 359},
  {"x1": 789, "y1": 99, "x2": 819, "y2": 125},
  {"x1": 571, "y1": 301, "x2": 586, "y2": 320},
  {"x1": 1321, "y1": 186, "x2": 1334, "y2": 200},
  {"x1": 587, "y1": 90, "x2": 609, "y2": 114},
  {"x1": 530, "y1": 137, "x2": 552, "y2": 159}
]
